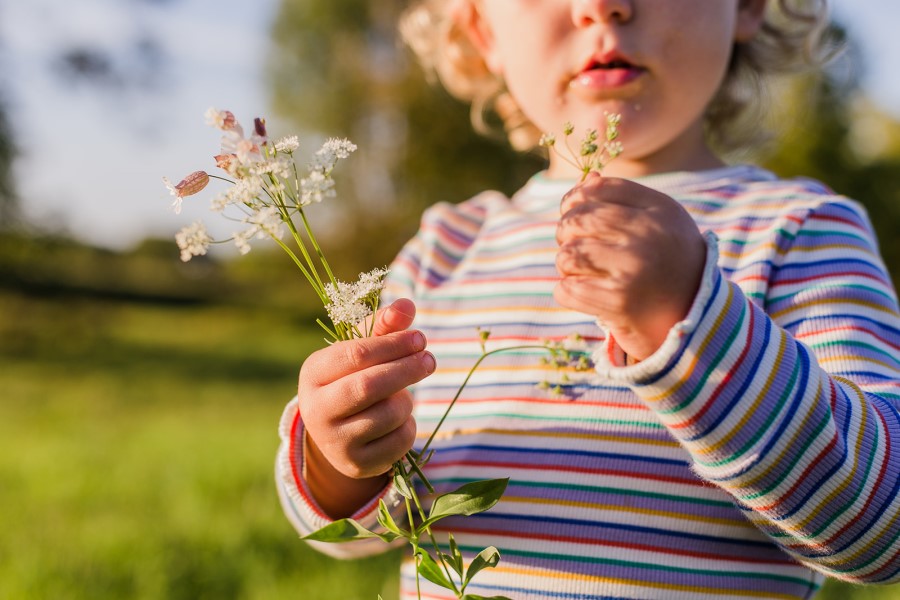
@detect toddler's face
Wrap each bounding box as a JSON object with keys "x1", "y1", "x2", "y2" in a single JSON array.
[{"x1": 466, "y1": 0, "x2": 766, "y2": 175}]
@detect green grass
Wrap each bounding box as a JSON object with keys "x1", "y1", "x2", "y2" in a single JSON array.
[
  {"x1": 0, "y1": 290, "x2": 893, "y2": 599},
  {"x1": 0, "y1": 292, "x2": 399, "y2": 599}
]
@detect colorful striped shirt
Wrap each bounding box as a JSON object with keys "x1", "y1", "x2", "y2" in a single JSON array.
[{"x1": 277, "y1": 165, "x2": 900, "y2": 599}]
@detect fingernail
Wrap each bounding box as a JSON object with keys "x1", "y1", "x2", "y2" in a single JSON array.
[
  {"x1": 421, "y1": 351, "x2": 436, "y2": 372},
  {"x1": 391, "y1": 299, "x2": 415, "y2": 318},
  {"x1": 412, "y1": 331, "x2": 426, "y2": 351}
]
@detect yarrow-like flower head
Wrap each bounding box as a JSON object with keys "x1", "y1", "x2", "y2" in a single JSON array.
[
  {"x1": 274, "y1": 135, "x2": 300, "y2": 153},
  {"x1": 541, "y1": 113, "x2": 623, "y2": 179},
  {"x1": 324, "y1": 267, "x2": 389, "y2": 327},
  {"x1": 175, "y1": 221, "x2": 213, "y2": 262}
]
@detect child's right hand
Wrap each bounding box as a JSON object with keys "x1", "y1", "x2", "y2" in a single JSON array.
[{"x1": 297, "y1": 299, "x2": 434, "y2": 516}]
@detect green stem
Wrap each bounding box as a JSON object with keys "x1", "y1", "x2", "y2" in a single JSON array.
[
  {"x1": 283, "y1": 210, "x2": 326, "y2": 294},
  {"x1": 419, "y1": 344, "x2": 547, "y2": 457},
  {"x1": 298, "y1": 207, "x2": 338, "y2": 287},
  {"x1": 269, "y1": 235, "x2": 329, "y2": 305},
  {"x1": 404, "y1": 451, "x2": 435, "y2": 494},
  {"x1": 405, "y1": 465, "x2": 460, "y2": 598}
]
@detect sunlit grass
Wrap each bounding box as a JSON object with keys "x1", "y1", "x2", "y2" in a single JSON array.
[{"x1": 0, "y1": 292, "x2": 399, "y2": 599}]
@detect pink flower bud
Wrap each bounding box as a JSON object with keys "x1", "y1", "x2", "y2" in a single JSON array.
[
  {"x1": 174, "y1": 171, "x2": 209, "y2": 197},
  {"x1": 254, "y1": 117, "x2": 267, "y2": 139}
]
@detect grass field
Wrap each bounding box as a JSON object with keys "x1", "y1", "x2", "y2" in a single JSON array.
[{"x1": 0, "y1": 284, "x2": 893, "y2": 599}]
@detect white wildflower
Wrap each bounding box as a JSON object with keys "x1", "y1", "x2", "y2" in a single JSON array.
[
  {"x1": 300, "y1": 170, "x2": 336, "y2": 205},
  {"x1": 605, "y1": 141, "x2": 624, "y2": 159},
  {"x1": 539, "y1": 133, "x2": 556, "y2": 148},
  {"x1": 247, "y1": 206, "x2": 285, "y2": 240},
  {"x1": 175, "y1": 221, "x2": 212, "y2": 262},
  {"x1": 250, "y1": 155, "x2": 292, "y2": 179},
  {"x1": 325, "y1": 280, "x2": 372, "y2": 326},
  {"x1": 210, "y1": 193, "x2": 230, "y2": 213},
  {"x1": 323, "y1": 268, "x2": 389, "y2": 327},
  {"x1": 220, "y1": 127, "x2": 266, "y2": 166},
  {"x1": 233, "y1": 230, "x2": 253, "y2": 255},
  {"x1": 356, "y1": 267, "x2": 389, "y2": 296},
  {"x1": 313, "y1": 137, "x2": 357, "y2": 171},
  {"x1": 205, "y1": 107, "x2": 239, "y2": 131},
  {"x1": 274, "y1": 135, "x2": 300, "y2": 153},
  {"x1": 227, "y1": 175, "x2": 265, "y2": 206},
  {"x1": 163, "y1": 176, "x2": 182, "y2": 214}
]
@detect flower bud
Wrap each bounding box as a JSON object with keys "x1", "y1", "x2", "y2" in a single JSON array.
[
  {"x1": 174, "y1": 171, "x2": 209, "y2": 197},
  {"x1": 254, "y1": 117, "x2": 267, "y2": 138}
]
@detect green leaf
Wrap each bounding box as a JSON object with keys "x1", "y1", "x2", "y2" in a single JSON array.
[
  {"x1": 462, "y1": 595, "x2": 513, "y2": 600},
  {"x1": 415, "y1": 549, "x2": 456, "y2": 592},
  {"x1": 447, "y1": 533, "x2": 464, "y2": 576},
  {"x1": 302, "y1": 518, "x2": 398, "y2": 544},
  {"x1": 393, "y1": 470, "x2": 413, "y2": 499},
  {"x1": 464, "y1": 546, "x2": 501, "y2": 588},
  {"x1": 424, "y1": 479, "x2": 509, "y2": 527},
  {"x1": 376, "y1": 499, "x2": 408, "y2": 538}
]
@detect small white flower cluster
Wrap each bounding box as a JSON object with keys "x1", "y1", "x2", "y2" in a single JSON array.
[
  {"x1": 539, "y1": 113, "x2": 623, "y2": 178},
  {"x1": 175, "y1": 221, "x2": 213, "y2": 262},
  {"x1": 537, "y1": 334, "x2": 595, "y2": 397},
  {"x1": 300, "y1": 138, "x2": 358, "y2": 206},
  {"x1": 324, "y1": 267, "x2": 389, "y2": 327},
  {"x1": 165, "y1": 108, "x2": 357, "y2": 261}
]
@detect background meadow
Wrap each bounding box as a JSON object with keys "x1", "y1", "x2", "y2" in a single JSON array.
[{"x1": 2, "y1": 0, "x2": 900, "y2": 598}]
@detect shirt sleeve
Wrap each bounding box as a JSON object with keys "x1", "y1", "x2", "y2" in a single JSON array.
[
  {"x1": 275, "y1": 397, "x2": 406, "y2": 559},
  {"x1": 594, "y1": 200, "x2": 900, "y2": 584}
]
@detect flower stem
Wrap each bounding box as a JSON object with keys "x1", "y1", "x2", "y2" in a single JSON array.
[{"x1": 419, "y1": 344, "x2": 547, "y2": 457}]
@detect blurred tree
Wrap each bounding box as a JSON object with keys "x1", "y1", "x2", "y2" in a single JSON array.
[
  {"x1": 0, "y1": 97, "x2": 16, "y2": 228},
  {"x1": 760, "y1": 69, "x2": 900, "y2": 284},
  {"x1": 267, "y1": 0, "x2": 544, "y2": 278}
]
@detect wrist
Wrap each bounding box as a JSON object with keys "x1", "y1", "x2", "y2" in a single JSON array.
[{"x1": 303, "y1": 431, "x2": 390, "y2": 519}]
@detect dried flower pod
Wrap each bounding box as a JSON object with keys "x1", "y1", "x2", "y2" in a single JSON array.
[{"x1": 174, "y1": 171, "x2": 209, "y2": 197}]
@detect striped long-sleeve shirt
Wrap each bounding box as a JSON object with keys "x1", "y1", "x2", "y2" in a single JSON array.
[{"x1": 277, "y1": 165, "x2": 900, "y2": 599}]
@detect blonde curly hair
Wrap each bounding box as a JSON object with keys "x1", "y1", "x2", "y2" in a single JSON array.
[{"x1": 399, "y1": 0, "x2": 835, "y2": 153}]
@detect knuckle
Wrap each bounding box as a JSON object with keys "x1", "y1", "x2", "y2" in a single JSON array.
[
  {"x1": 344, "y1": 340, "x2": 374, "y2": 367},
  {"x1": 349, "y1": 375, "x2": 377, "y2": 404},
  {"x1": 384, "y1": 392, "x2": 414, "y2": 427}
]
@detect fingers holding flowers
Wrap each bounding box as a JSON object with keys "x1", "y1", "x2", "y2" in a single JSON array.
[{"x1": 554, "y1": 175, "x2": 707, "y2": 361}]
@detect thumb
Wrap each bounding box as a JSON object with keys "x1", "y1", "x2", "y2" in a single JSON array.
[{"x1": 371, "y1": 298, "x2": 417, "y2": 337}]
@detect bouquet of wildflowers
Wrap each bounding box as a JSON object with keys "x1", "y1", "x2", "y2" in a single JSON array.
[{"x1": 165, "y1": 109, "x2": 616, "y2": 600}]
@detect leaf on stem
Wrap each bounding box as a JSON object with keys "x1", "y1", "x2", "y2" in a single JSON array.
[
  {"x1": 377, "y1": 499, "x2": 409, "y2": 539},
  {"x1": 415, "y1": 549, "x2": 457, "y2": 592},
  {"x1": 393, "y1": 470, "x2": 413, "y2": 500},
  {"x1": 462, "y1": 595, "x2": 514, "y2": 600},
  {"x1": 444, "y1": 533, "x2": 464, "y2": 577},
  {"x1": 423, "y1": 478, "x2": 509, "y2": 528},
  {"x1": 464, "y1": 546, "x2": 501, "y2": 588},
  {"x1": 302, "y1": 518, "x2": 399, "y2": 544}
]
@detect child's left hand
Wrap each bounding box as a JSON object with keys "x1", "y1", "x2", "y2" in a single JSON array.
[{"x1": 554, "y1": 172, "x2": 707, "y2": 362}]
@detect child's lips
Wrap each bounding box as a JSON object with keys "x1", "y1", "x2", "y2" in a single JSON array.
[{"x1": 570, "y1": 62, "x2": 645, "y2": 92}]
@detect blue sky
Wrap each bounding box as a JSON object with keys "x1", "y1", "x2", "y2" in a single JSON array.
[{"x1": 1, "y1": 0, "x2": 898, "y2": 249}]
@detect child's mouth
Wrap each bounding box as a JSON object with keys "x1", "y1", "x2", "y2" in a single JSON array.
[{"x1": 572, "y1": 56, "x2": 644, "y2": 93}]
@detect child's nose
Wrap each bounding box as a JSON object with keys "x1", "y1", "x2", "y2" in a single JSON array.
[{"x1": 571, "y1": 0, "x2": 634, "y2": 28}]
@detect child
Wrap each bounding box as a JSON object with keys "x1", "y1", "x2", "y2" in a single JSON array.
[{"x1": 277, "y1": 0, "x2": 900, "y2": 597}]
